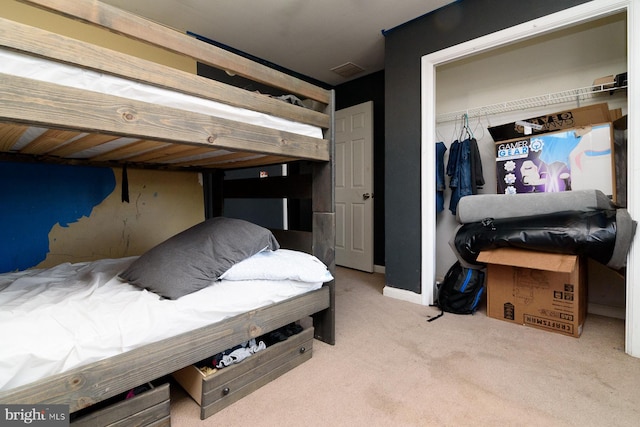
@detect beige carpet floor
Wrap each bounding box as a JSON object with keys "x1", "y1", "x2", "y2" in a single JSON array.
[{"x1": 169, "y1": 266, "x2": 640, "y2": 426}]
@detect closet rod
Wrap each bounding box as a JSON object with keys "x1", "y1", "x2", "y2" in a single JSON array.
[{"x1": 436, "y1": 83, "x2": 627, "y2": 124}]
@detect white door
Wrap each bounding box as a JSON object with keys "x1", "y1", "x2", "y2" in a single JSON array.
[{"x1": 335, "y1": 101, "x2": 374, "y2": 272}]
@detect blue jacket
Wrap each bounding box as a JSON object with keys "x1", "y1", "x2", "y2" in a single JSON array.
[{"x1": 446, "y1": 138, "x2": 484, "y2": 215}]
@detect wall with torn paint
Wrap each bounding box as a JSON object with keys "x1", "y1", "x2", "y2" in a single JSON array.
[
  {"x1": 0, "y1": 1, "x2": 203, "y2": 273},
  {"x1": 0, "y1": 162, "x2": 204, "y2": 273}
]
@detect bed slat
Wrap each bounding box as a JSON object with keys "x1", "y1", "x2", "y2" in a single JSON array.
[
  {"x1": 90, "y1": 140, "x2": 170, "y2": 162},
  {"x1": 20, "y1": 129, "x2": 81, "y2": 155},
  {"x1": 0, "y1": 123, "x2": 28, "y2": 151},
  {"x1": 125, "y1": 145, "x2": 216, "y2": 164},
  {"x1": 48, "y1": 134, "x2": 122, "y2": 157}
]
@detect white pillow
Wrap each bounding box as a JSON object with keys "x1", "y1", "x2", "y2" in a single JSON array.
[{"x1": 220, "y1": 249, "x2": 333, "y2": 283}]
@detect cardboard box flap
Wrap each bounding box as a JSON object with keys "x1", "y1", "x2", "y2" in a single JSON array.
[{"x1": 477, "y1": 248, "x2": 578, "y2": 273}]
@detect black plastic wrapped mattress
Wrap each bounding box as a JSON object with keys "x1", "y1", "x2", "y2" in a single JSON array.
[{"x1": 452, "y1": 209, "x2": 636, "y2": 270}]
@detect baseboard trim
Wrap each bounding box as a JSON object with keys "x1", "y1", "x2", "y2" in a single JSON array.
[
  {"x1": 373, "y1": 264, "x2": 385, "y2": 274},
  {"x1": 588, "y1": 302, "x2": 625, "y2": 319},
  {"x1": 383, "y1": 285, "x2": 423, "y2": 305}
]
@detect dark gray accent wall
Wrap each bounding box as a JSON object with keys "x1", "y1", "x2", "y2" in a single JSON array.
[{"x1": 384, "y1": 0, "x2": 591, "y2": 293}]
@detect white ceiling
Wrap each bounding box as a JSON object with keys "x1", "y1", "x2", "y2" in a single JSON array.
[{"x1": 101, "y1": 0, "x2": 455, "y2": 86}]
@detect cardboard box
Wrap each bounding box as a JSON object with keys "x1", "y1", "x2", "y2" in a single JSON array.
[
  {"x1": 609, "y1": 108, "x2": 623, "y2": 122},
  {"x1": 488, "y1": 103, "x2": 611, "y2": 142},
  {"x1": 478, "y1": 248, "x2": 587, "y2": 337},
  {"x1": 495, "y1": 123, "x2": 615, "y2": 200},
  {"x1": 593, "y1": 75, "x2": 616, "y2": 90}
]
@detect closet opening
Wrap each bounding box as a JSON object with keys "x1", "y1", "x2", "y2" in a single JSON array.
[{"x1": 421, "y1": 0, "x2": 639, "y2": 357}]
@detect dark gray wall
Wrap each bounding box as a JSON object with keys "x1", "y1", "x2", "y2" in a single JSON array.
[{"x1": 383, "y1": 0, "x2": 591, "y2": 293}]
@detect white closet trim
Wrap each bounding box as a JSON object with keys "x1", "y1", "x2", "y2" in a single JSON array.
[{"x1": 420, "y1": 0, "x2": 639, "y2": 358}]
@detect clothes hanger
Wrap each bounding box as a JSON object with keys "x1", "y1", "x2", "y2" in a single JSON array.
[
  {"x1": 458, "y1": 114, "x2": 466, "y2": 141},
  {"x1": 471, "y1": 115, "x2": 485, "y2": 140},
  {"x1": 461, "y1": 113, "x2": 475, "y2": 140}
]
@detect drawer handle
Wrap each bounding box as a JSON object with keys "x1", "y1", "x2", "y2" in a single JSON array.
[
  {"x1": 299, "y1": 346, "x2": 306, "y2": 354},
  {"x1": 222, "y1": 387, "x2": 230, "y2": 396}
]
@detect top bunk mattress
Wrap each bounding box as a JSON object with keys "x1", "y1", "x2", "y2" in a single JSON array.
[{"x1": 0, "y1": 252, "x2": 329, "y2": 392}]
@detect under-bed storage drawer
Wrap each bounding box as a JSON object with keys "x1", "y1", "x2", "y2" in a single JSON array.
[
  {"x1": 173, "y1": 326, "x2": 314, "y2": 420},
  {"x1": 71, "y1": 383, "x2": 170, "y2": 427}
]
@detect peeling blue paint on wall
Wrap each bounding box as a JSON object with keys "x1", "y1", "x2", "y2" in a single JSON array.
[{"x1": 0, "y1": 162, "x2": 115, "y2": 273}]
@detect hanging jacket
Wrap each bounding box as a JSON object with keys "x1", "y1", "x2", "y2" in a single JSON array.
[
  {"x1": 436, "y1": 141, "x2": 447, "y2": 213},
  {"x1": 469, "y1": 138, "x2": 485, "y2": 194},
  {"x1": 447, "y1": 138, "x2": 484, "y2": 215}
]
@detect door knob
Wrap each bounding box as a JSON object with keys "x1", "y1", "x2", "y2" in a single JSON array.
[{"x1": 363, "y1": 193, "x2": 371, "y2": 200}]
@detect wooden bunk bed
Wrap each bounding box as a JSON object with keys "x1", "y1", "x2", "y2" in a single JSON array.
[{"x1": 0, "y1": 0, "x2": 335, "y2": 423}]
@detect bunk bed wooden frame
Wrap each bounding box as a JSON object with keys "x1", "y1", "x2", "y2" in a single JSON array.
[{"x1": 0, "y1": 0, "x2": 335, "y2": 421}]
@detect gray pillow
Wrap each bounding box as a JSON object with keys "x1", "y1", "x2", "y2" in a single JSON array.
[{"x1": 120, "y1": 217, "x2": 279, "y2": 299}]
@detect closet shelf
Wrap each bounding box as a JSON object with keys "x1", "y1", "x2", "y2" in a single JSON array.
[{"x1": 436, "y1": 83, "x2": 627, "y2": 124}]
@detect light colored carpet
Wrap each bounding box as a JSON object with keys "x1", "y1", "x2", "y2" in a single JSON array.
[{"x1": 169, "y1": 266, "x2": 640, "y2": 426}]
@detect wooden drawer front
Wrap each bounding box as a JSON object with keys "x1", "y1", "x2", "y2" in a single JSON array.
[
  {"x1": 172, "y1": 327, "x2": 314, "y2": 419},
  {"x1": 71, "y1": 383, "x2": 170, "y2": 427},
  {"x1": 195, "y1": 326, "x2": 313, "y2": 419}
]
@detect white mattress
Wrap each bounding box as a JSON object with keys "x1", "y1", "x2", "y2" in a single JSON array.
[
  {"x1": 0, "y1": 257, "x2": 323, "y2": 391},
  {"x1": 0, "y1": 50, "x2": 323, "y2": 162}
]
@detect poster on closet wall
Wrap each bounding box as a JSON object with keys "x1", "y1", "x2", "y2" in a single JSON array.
[{"x1": 495, "y1": 123, "x2": 615, "y2": 201}]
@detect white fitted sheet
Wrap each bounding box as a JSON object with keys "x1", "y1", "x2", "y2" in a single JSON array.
[{"x1": 0, "y1": 256, "x2": 323, "y2": 391}]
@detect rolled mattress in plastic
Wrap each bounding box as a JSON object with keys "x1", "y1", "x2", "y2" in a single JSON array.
[{"x1": 451, "y1": 208, "x2": 636, "y2": 270}]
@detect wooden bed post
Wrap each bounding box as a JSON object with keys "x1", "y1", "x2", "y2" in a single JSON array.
[{"x1": 312, "y1": 90, "x2": 336, "y2": 345}]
